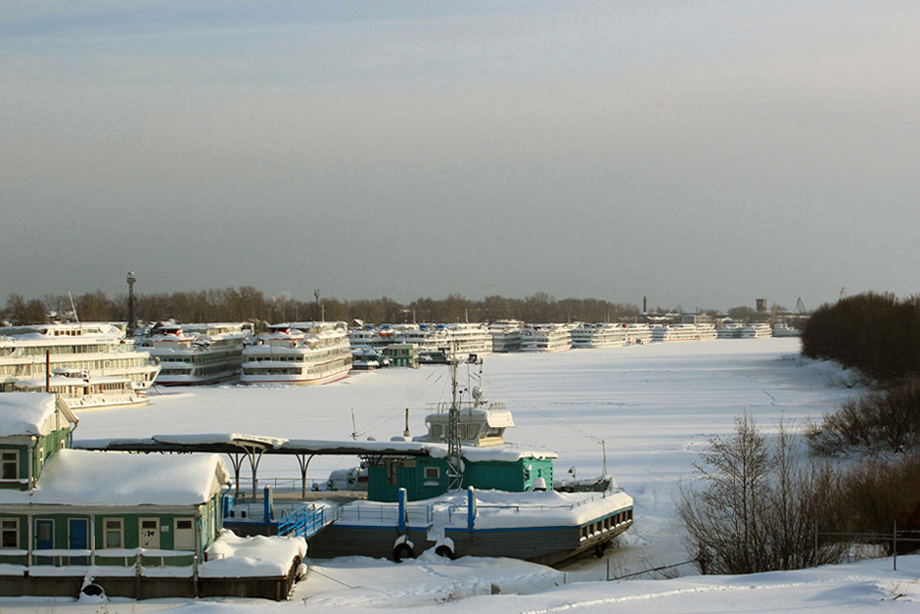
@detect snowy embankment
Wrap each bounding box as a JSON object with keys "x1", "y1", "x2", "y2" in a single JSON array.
[{"x1": 30, "y1": 337, "x2": 884, "y2": 613}]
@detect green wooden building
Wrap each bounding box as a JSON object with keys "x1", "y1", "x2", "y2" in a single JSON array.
[{"x1": 0, "y1": 393, "x2": 229, "y2": 569}]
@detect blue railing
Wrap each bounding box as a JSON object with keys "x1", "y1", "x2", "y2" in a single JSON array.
[{"x1": 277, "y1": 504, "x2": 331, "y2": 539}]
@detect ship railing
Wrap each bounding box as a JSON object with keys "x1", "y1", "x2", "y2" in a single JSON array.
[
  {"x1": 335, "y1": 502, "x2": 433, "y2": 525},
  {"x1": 426, "y1": 400, "x2": 507, "y2": 414},
  {"x1": 442, "y1": 491, "x2": 619, "y2": 521}
]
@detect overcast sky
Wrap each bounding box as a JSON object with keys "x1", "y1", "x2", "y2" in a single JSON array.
[{"x1": 1, "y1": 1, "x2": 917, "y2": 313}]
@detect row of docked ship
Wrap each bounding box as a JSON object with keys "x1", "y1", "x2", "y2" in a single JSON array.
[
  {"x1": 142, "y1": 320, "x2": 354, "y2": 386},
  {"x1": 349, "y1": 318, "x2": 794, "y2": 357}
]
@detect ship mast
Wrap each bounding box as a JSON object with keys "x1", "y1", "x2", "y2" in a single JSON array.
[
  {"x1": 446, "y1": 353, "x2": 463, "y2": 490},
  {"x1": 447, "y1": 350, "x2": 484, "y2": 491}
]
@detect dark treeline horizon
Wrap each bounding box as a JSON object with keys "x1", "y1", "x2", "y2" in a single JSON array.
[
  {"x1": 801, "y1": 291, "x2": 920, "y2": 383},
  {"x1": 2, "y1": 287, "x2": 774, "y2": 329},
  {"x1": 3, "y1": 287, "x2": 642, "y2": 328}
]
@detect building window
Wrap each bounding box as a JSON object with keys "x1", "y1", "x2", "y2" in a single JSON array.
[
  {"x1": 0, "y1": 519, "x2": 18, "y2": 549},
  {"x1": 103, "y1": 518, "x2": 123, "y2": 549},
  {"x1": 0, "y1": 452, "x2": 17, "y2": 480},
  {"x1": 424, "y1": 467, "x2": 440, "y2": 480}
]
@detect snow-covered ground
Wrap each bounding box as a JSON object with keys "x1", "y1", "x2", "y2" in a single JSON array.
[{"x1": 5, "y1": 337, "x2": 907, "y2": 613}]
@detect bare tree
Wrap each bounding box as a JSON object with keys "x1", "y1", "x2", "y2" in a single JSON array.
[{"x1": 678, "y1": 413, "x2": 846, "y2": 574}]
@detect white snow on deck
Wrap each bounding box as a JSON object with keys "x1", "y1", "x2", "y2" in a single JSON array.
[{"x1": 202, "y1": 531, "x2": 306, "y2": 578}]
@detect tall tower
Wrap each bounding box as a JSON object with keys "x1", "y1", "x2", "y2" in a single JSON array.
[{"x1": 126, "y1": 272, "x2": 137, "y2": 336}]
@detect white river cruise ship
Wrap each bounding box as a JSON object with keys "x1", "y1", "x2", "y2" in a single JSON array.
[
  {"x1": 0, "y1": 323, "x2": 160, "y2": 392},
  {"x1": 240, "y1": 321, "x2": 352, "y2": 385},
  {"x1": 147, "y1": 322, "x2": 253, "y2": 385}
]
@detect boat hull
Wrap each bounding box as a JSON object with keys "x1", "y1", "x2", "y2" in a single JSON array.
[{"x1": 305, "y1": 514, "x2": 633, "y2": 566}]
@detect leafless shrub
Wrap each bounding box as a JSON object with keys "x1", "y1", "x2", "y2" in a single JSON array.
[
  {"x1": 807, "y1": 381, "x2": 920, "y2": 456},
  {"x1": 678, "y1": 413, "x2": 848, "y2": 575}
]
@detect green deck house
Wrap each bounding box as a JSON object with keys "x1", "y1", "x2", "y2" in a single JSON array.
[
  {"x1": 387, "y1": 343, "x2": 419, "y2": 368},
  {"x1": 0, "y1": 393, "x2": 230, "y2": 570},
  {"x1": 365, "y1": 399, "x2": 556, "y2": 502}
]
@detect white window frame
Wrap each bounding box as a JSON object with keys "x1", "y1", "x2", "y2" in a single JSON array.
[
  {"x1": 103, "y1": 518, "x2": 123, "y2": 549},
  {"x1": 0, "y1": 518, "x2": 19, "y2": 549},
  {"x1": 0, "y1": 451, "x2": 18, "y2": 481}
]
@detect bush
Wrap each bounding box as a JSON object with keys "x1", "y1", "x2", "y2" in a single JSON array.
[
  {"x1": 678, "y1": 413, "x2": 847, "y2": 574},
  {"x1": 840, "y1": 452, "x2": 920, "y2": 555},
  {"x1": 807, "y1": 381, "x2": 920, "y2": 456}
]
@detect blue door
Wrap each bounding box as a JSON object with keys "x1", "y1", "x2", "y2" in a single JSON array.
[
  {"x1": 34, "y1": 519, "x2": 53, "y2": 565},
  {"x1": 68, "y1": 519, "x2": 88, "y2": 565}
]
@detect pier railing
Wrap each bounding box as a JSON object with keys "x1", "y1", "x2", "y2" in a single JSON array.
[
  {"x1": 0, "y1": 547, "x2": 197, "y2": 570},
  {"x1": 277, "y1": 504, "x2": 331, "y2": 539},
  {"x1": 336, "y1": 502, "x2": 433, "y2": 526}
]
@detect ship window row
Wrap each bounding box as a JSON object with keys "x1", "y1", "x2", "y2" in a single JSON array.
[
  {"x1": 163, "y1": 364, "x2": 234, "y2": 377},
  {"x1": 579, "y1": 509, "x2": 633, "y2": 541},
  {"x1": 0, "y1": 357, "x2": 150, "y2": 376},
  {"x1": 245, "y1": 349, "x2": 346, "y2": 363},
  {"x1": 157, "y1": 352, "x2": 239, "y2": 364},
  {"x1": 243, "y1": 358, "x2": 351, "y2": 377}
]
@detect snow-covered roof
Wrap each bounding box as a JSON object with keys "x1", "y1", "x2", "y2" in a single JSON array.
[
  {"x1": 152, "y1": 433, "x2": 286, "y2": 448},
  {"x1": 74, "y1": 433, "x2": 555, "y2": 462},
  {"x1": 0, "y1": 449, "x2": 229, "y2": 506},
  {"x1": 0, "y1": 393, "x2": 77, "y2": 437}
]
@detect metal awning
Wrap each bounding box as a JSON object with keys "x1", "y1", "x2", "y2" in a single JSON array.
[{"x1": 74, "y1": 434, "x2": 437, "y2": 499}]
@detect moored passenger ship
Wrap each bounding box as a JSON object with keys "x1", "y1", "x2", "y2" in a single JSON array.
[
  {"x1": 240, "y1": 321, "x2": 352, "y2": 385},
  {"x1": 0, "y1": 323, "x2": 160, "y2": 392},
  {"x1": 651, "y1": 323, "x2": 718, "y2": 342},
  {"x1": 571, "y1": 323, "x2": 629, "y2": 348},
  {"x1": 488, "y1": 319, "x2": 524, "y2": 352},
  {"x1": 147, "y1": 322, "x2": 253, "y2": 386},
  {"x1": 445, "y1": 322, "x2": 492, "y2": 356},
  {"x1": 520, "y1": 324, "x2": 572, "y2": 352}
]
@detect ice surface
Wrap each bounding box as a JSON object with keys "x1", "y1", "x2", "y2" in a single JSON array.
[{"x1": 22, "y1": 337, "x2": 888, "y2": 613}]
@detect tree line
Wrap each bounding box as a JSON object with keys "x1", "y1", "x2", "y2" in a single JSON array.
[
  {"x1": 801, "y1": 291, "x2": 920, "y2": 383},
  {"x1": 2, "y1": 288, "x2": 642, "y2": 328}
]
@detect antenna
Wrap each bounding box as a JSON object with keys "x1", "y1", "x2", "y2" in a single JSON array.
[
  {"x1": 351, "y1": 408, "x2": 357, "y2": 440},
  {"x1": 601, "y1": 439, "x2": 608, "y2": 476},
  {"x1": 68, "y1": 292, "x2": 79, "y2": 323}
]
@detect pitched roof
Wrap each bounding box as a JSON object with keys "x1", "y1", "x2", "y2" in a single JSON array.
[
  {"x1": 0, "y1": 449, "x2": 229, "y2": 506},
  {"x1": 0, "y1": 393, "x2": 77, "y2": 437}
]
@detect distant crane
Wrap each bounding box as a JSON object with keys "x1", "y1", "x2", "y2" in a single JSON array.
[{"x1": 795, "y1": 298, "x2": 806, "y2": 314}]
